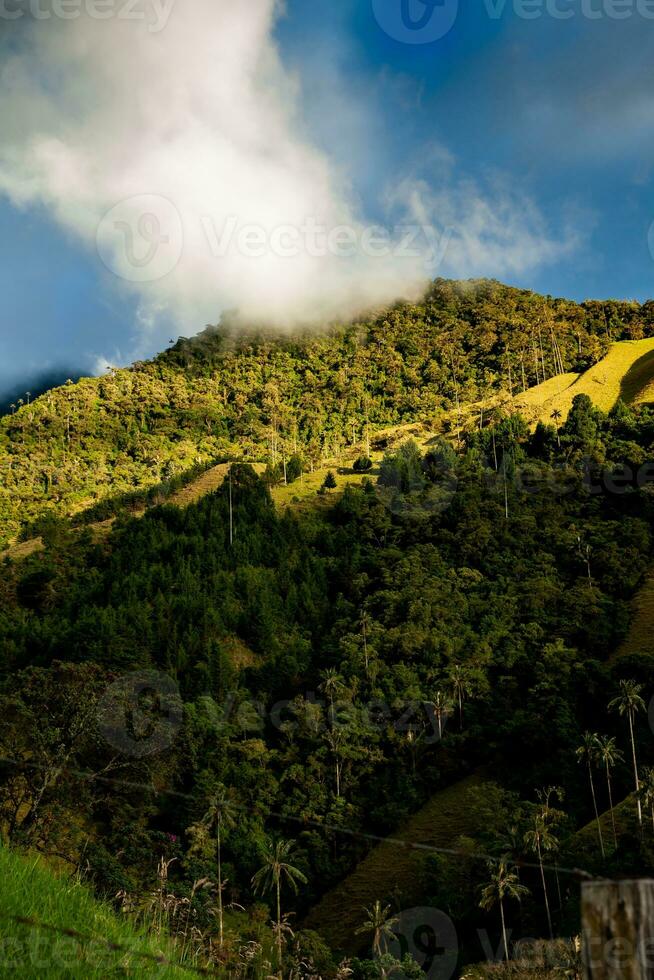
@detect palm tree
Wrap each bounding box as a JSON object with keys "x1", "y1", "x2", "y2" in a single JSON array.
[
  {"x1": 551, "y1": 408, "x2": 562, "y2": 447},
  {"x1": 447, "y1": 663, "x2": 474, "y2": 731},
  {"x1": 594, "y1": 735, "x2": 623, "y2": 850},
  {"x1": 576, "y1": 732, "x2": 605, "y2": 859},
  {"x1": 201, "y1": 785, "x2": 238, "y2": 949},
  {"x1": 640, "y1": 767, "x2": 654, "y2": 835},
  {"x1": 609, "y1": 679, "x2": 646, "y2": 829},
  {"x1": 524, "y1": 814, "x2": 558, "y2": 939},
  {"x1": 355, "y1": 900, "x2": 398, "y2": 968},
  {"x1": 430, "y1": 688, "x2": 453, "y2": 740},
  {"x1": 536, "y1": 786, "x2": 565, "y2": 911},
  {"x1": 479, "y1": 860, "x2": 529, "y2": 962},
  {"x1": 360, "y1": 609, "x2": 370, "y2": 676},
  {"x1": 319, "y1": 668, "x2": 346, "y2": 718},
  {"x1": 324, "y1": 727, "x2": 345, "y2": 798},
  {"x1": 252, "y1": 838, "x2": 307, "y2": 979}
]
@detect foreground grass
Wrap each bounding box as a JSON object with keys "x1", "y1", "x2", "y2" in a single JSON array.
[
  {"x1": 461, "y1": 939, "x2": 581, "y2": 979},
  {"x1": 0, "y1": 845, "x2": 192, "y2": 978}
]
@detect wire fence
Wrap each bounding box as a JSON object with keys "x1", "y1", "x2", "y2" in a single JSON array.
[{"x1": 0, "y1": 753, "x2": 604, "y2": 880}]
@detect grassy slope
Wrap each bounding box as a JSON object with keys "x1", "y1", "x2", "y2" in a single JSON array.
[
  {"x1": 564, "y1": 792, "x2": 642, "y2": 861},
  {"x1": 302, "y1": 774, "x2": 488, "y2": 955},
  {"x1": 0, "y1": 845, "x2": 190, "y2": 978},
  {"x1": 612, "y1": 567, "x2": 654, "y2": 661},
  {"x1": 514, "y1": 338, "x2": 654, "y2": 425},
  {"x1": 0, "y1": 424, "x2": 439, "y2": 562}
]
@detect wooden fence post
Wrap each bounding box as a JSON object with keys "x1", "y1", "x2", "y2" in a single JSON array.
[{"x1": 582, "y1": 880, "x2": 654, "y2": 979}]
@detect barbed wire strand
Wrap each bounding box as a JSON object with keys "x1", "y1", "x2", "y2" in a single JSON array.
[{"x1": 0, "y1": 754, "x2": 603, "y2": 881}]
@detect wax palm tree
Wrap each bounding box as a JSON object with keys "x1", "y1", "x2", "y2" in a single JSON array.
[
  {"x1": 639, "y1": 767, "x2": 654, "y2": 835},
  {"x1": 524, "y1": 814, "x2": 558, "y2": 938},
  {"x1": 594, "y1": 735, "x2": 623, "y2": 850},
  {"x1": 429, "y1": 688, "x2": 454, "y2": 741},
  {"x1": 252, "y1": 838, "x2": 307, "y2": 979},
  {"x1": 201, "y1": 785, "x2": 238, "y2": 949},
  {"x1": 479, "y1": 860, "x2": 529, "y2": 962},
  {"x1": 355, "y1": 900, "x2": 398, "y2": 966},
  {"x1": 609, "y1": 679, "x2": 646, "y2": 829},
  {"x1": 551, "y1": 408, "x2": 562, "y2": 446},
  {"x1": 536, "y1": 786, "x2": 566, "y2": 911},
  {"x1": 447, "y1": 663, "x2": 474, "y2": 730},
  {"x1": 576, "y1": 732, "x2": 605, "y2": 859},
  {"x1": 319, "y1": 668, "x2": 346, "y2": 718}
]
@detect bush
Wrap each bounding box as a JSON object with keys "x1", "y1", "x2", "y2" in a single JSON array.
[
  {"x1": 353, "y1": 455, "x2": 373, "y2": 472},
  {"x1": 286, "y1": 455, "x2": 303, "y2": 483}
]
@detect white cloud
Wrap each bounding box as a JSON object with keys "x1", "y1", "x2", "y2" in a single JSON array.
[
  {"x1": 0, "y1": 0, "x2": 581, "y2": 342},
  {"x1": 392, "y1": 173, "x2": 582, "y2": 280}
]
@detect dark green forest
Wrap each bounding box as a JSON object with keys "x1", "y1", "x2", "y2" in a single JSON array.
[{"x1": 2, "y1": 370, "x2": 654, "y2": 976}]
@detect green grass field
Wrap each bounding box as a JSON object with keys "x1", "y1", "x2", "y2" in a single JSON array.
[
  {"x1": 0, "y1": 845, "x2": 191, "y2": 978},
  {"x1": 514, "y1": 338, "x2": 654, "y2": 426}
]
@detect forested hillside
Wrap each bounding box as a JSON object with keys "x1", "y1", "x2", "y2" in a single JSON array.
[
  {"x1": 3, "y1": 278, "x2": 654, "y2": 548},
  {"x1": 3, "y1": 279, "x2": 654, "y2": 977},
  {"x1": 3, "y1": 378, "x2": 654, "y2": 974}
]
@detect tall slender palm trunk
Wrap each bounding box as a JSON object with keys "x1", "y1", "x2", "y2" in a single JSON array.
[
  {"x1": 628, "y1": 711, "x2": 643, "y2": 828},
  {"x1": 588, "y1": 762, "x2": 605, "y2": 858},
  {"x1": 554, "y1": 861, "x2": 562, "y2": 911},
  {"x1": 276, "y1": 877, "x2": 283, "y2": 980},
  {"x1": 537, "y1": 842, "x2": 553, "y2": 939},
  {"x1": 217, "y1": 823, "x2": 224, "y2": 948},
  {"x1": 499, "y1": 898, "x2": 509, "y2": 962},
  {"x1": 604, "y1": 762, "x2": 618, "y2": 850}
]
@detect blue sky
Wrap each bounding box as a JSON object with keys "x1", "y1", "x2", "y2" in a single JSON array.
[{"x1": 1, "y1": 0, "x2": 653, "y2": 402}]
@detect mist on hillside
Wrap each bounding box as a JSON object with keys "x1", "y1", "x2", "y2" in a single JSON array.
[{"x1": 0, "y1": 0, "x2": 575, "y2": 357}]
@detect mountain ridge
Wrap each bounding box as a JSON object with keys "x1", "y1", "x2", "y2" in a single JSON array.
[{"x1": 3, "y1": 277, "x2": 654, "y2": 549}]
